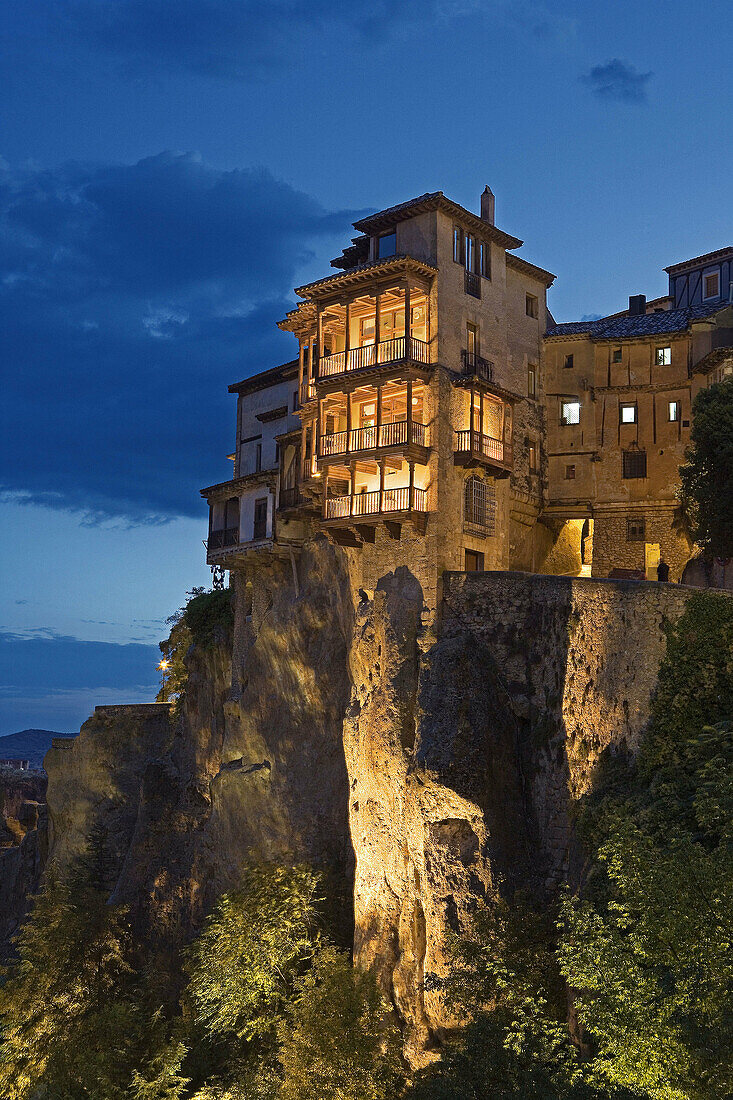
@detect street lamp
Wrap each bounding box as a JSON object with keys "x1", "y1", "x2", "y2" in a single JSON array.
[{"x1": 157, "y1": 658, "x2": 170, "y2": 702}]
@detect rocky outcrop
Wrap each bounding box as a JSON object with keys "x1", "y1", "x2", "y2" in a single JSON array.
[{"x1": 38, "y1": 547, "x2": 725, "y2": 1060}]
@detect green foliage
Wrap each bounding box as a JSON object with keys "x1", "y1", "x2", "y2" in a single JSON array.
[
  {"x1": 558, "y1": 596, "x2": 733, "y2": 1100},
  {"x1": 129, "y1": 1033, "x2": 191, "y2": 1100},
  {"x1": 186, "y1": 864, "x2": 320, "y2": 1044},
  {"x1": 679, "y1": 379, "x2": 733, "y2": 560},
  {"x1": 0, "y1": 865, "x2": 153, "y2": 1099},
  {"x1": 157, "y1": 586, "x2": 234, "y2": 705},
  {"x1": 278, "y1": 946, "x2": 402, "y2": 1100}
]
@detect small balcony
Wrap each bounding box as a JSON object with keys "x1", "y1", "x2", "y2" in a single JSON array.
[
  {"x1": 318, "y1": 336, "x2": 430, "y2": 380},
  {"x1": 207, "y1": 526, "x2": 239, "y2": 551},
  {"x1": 464, "y1": 270, "x2": 481, "y2": 299},
  {"x1": 454, "y1": 428, "x2": 513, "y2": 477},
  {"x1": 320, "y1": 419, "x2": 427, "y2": 458},
  {"x1": 461, "y1": 349, "x2": 494, "y2": 382},
  {"x1": 324, "y1": 485, "x2": 427, "y2": 521},
  {"x1": 278, "y1": 485, "x2": 307, "y2": 510}
]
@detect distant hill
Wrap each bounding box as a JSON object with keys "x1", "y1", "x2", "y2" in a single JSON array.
[{"x1": 0, "y1": 729, "x2": 71, "y2": 769}]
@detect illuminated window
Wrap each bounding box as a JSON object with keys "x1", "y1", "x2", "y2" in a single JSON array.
[
  {"x1": 704, "y1": 272, "x2": 720, "y2": 300},
  {"x1": 465, "y1": 233, "x2": 476, "y2": 273},
  {"x1": 623, "y1": 450, "x2": 647, "y2": 478},
  {"x1": 620, "y1": 403, "x2": 637, "y2": 424},
  {"x1": 527, "y1": 364, "x2": 537, "y2": 398},
  {"x1": 656, "y1": 346, "x2": 672, "y2": 365},
  {"x1": 564, "y1": 354, "x2": 574, "y2": 369},
  {"x1": 528, "y1": 442, "x2": 539, "y2": 472},
  {"x1": 378, "y1": 231, "x2": 396, "y2": 259},
  {"x1": 526, "y1": 293, "x2": 538, "y2": 319},
  {"x1": 627, "y1": 517, "x2": 645, "y2": 541},
  {"x1": 561, "y1": 400, "x2": 580, "y2": 425},
  {"x1": 668, "y1": 400, "x2": 680, "y2": 422},
  {"x1": 565, "y1": 464, "x2": 576, "y2": 480}
]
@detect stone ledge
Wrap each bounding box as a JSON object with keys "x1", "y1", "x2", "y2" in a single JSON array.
[{"x1": 93, "y1": 703, "x2": 173, "y2": 715}]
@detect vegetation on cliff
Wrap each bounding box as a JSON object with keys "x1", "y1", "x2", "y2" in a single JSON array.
[
  {"x1": 679, "y1": 379, "x2": 733, "y2": 560},
  {"x1": 157, "y1": 587, "x2": 234, "y2": 706}
]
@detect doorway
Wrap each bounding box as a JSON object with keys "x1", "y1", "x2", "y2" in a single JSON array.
[
  {"x1": 644, "y1": 542, "x2": 660, "y2": 580},
  {"x1": 465, "y1": 549, "x2": 485, "y2": 572}
]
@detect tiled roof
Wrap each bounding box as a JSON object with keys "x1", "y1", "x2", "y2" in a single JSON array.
[
  {"x1": 228, "y1": 358, "x2": 299, "y2": 394},
  {"x1": 665, "y1": 245, "x2": 733, "y2": 275},
  {"x1": 294, "y1": 254, "x2": 437, "y2": 297},
  {"x1": 693, "y1": 345, "x2": 733, "y2": 374},
  {"x1": 545, "y1": 299, "x2": 729, "y2": 341},
  {"x1": 352, "y1": 191, "x2": 523, "y2": 251}
]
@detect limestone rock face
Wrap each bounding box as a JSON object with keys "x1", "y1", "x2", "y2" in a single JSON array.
[{"x1": 39, "y1": 547, "x2": 716, "y2": 1061}]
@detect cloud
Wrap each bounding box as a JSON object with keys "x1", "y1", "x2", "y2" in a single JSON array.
[
  {"x1": 0, "y1": 629, "x2": 159, "y2": 692},
  {"x1": 59, "y1": 0, "x2": 437, "y2": 80},
  {"x1": 582, "y1": 59, "x2": 653, "y2": 104},
  {"x1": 0, "y1": 152, "x2": 364, "y2": 522}
]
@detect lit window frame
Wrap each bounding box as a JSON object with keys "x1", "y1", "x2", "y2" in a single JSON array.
[
  {"x1": 620, "y1": 402, "x2": 638, "y2": 425},
  {"x1": 561, "y1": 400, "x2": 580, "y2": 426},
  {"x1": 655, "y1": 346, "x2": 672, "y2": 366},
  {"x1": 668, "y1": 400, "x2": 680, "y2": 422}
]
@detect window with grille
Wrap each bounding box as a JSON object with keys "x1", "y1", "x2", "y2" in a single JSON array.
[
  {"x1": 561, "y1": 400, "x2": 580, "y2": 425},
  {"x1": 464, "y1": 476, "x2": 496, "y2": 534},
  {"x1": 627, "y1": 517, "x2": 646, "y2": 541},
  {"x1": 704, "y1": 272, "x2": 720, "y2": 299},
  {"x1": 623, "y1": 449, "x2": 647, "y2": 478}
]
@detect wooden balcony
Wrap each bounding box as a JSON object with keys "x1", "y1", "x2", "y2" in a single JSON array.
[
  {"x1": 207, "y1": 526, "x2": 239, "y2": 551},
  {"x1": 318, "y1": 336, "x2": 430, "y2": 380},
  {"x1": 322, "y1": 485, "x2": 429, "y2": 541},
  {"x1": 454, "y1": 428, "x2": 513, "y2": 477},
  {"x1": 319, "y1": 419, "x2": 428, "y2": 461}
]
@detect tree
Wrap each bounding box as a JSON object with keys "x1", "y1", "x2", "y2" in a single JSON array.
[
  {"x1": 278, "y1": 947, "x2": 402, "y2": 1100},
  {"x1": 558, "y1": 597, "x2": 733, "y2": 1100},
  {"x1": 679, "y1": 379, "x2": 733, "y2": 561}
]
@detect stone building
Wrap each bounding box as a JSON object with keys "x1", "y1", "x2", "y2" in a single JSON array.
[
  {"x1": 543, "y1": 246, "x2": 733, "y2": 581},
  {"x1": 203, "y1": 187, "x2": 554, "y2": 612}
]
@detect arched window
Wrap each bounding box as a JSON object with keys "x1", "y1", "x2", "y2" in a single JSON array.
[{"x1": 464, "y1": 476, "x2": 496, "y2": 535}]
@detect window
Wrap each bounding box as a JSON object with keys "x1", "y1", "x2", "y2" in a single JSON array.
[
  {"x1": 704, "y1": 271, "x2": 720, "y2": 300},
  {"x1": 528, "y1": 442, "x2": 539, "y2": 472},
  {"x1": 465, "y1": 233, "x2": 476, "y2": 273},
  {"x1": 453, "y1": 226, "x2": 463, "y2": 264},
  {"x1": 464, "y1": 475, "x2": 496, "y2": 534},
  {"x1": 565, "y1": 464, "x2": 576, "y2": 480},
  {"x1": 623, "y1": 449, "x2": 647, "y2": 478},
  {"x1": 224, "y1": 497, "x2": 239, "y2": 536},
  {"x1": 253, "y1": 497, "x2": 268, "y2": 541},
  {"x1": 526, "y1": 293, "x2": 538, "y2": 319},
  {"x1": 465, "y1": 549, "x2": 485, "y2": 572},
  {"x1": 627, "y1": 517, "x2": 646, "y2": 541},
  {"x1": 255, "y1": 442, "x2": 262, "y2": 472},
  {"x1": 378, "y1": 231, "x2": 396, "y2": 258},
  {"x1": 620, "y1": 403, "x2": 637, "y2": 424},
  {"x1": 480, "y1": 240, "x2": 491, "y2": 279},
  {"x1": 293, "y1": 390, "x2": 299, "y2": 411},
  {"x1": 655, "y1": 346, "x2": 671, "y2": 365},
  {"x1": 668, "y1": 400, "x2": 680, "y2": 422},
  {"x1": 563, "y1": 354, "x2": 574, "y2": 369},
  {"x1": 612, "y1": 347, "x2": 622, "y2": 363},
  {"x1": 527, "y1": 364, "x2": 537, "y2": 398},
  {"x1": 466, "y1": 322, "x2": 479, "y2": 359},
  {"x1": 561, "y1": 400, "x2": 580, "y2": 425}
]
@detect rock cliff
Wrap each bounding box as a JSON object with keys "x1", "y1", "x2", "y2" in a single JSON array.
[{"x1": 34, "y1": 542, "x2": 718, "y2": 1060}]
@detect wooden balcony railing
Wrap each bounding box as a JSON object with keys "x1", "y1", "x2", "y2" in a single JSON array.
[
  {"x1": 300, "y1": 380, "x2": 316, "y2": 404},
  {"x1": 318, "y1": 336, "x2": 430, "y2": 378},
  {"x1": 461, "y1": 350, "x2": 494, "y2": 381},
  {"x1": 324, "y1": 486, "x2": 428, "y2": 520},
  {"x1": 207, "y1": 526, "x2": 239, "y2": 550},
  {"x1": 455, "y1": 429, "x2": 511, "y2": 465},
  {"x1": 319, "y1": 420, "x2": 427, "y2": 458}
]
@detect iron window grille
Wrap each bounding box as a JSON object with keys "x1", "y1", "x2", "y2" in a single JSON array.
[
  {"x1": 464, "y1": 476, "x2": 496, "y2": 536},
  {"x1": 627, "y1": 518, "x2": 646, "y2": 541},
  {"x1": 623, "y1": 449, "x2": 647, "y2": 479}
]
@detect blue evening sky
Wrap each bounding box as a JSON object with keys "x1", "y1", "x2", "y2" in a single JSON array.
[{"x1": 1, "y1": 0, "x2": 731, "y2": 733}]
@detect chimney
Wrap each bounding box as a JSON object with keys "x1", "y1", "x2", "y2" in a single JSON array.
[
  {"x1": 480, "y1": 185, "x2": 495, "y2": 225},
  {"x1": 628, "y1": 294, "x2": 647, "y2": 316}
]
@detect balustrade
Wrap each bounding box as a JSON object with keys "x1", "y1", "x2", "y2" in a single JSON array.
[
  {"x1": 319, "y1": 419, "x2": 427, "y2": 458},
  {"x1": 323, "y1": 486, "x2": 428, "y2": 520},
  {"x1": 454, "y1": 429, "x2": 511, "y2": 465},
  {"x1": 318, "y1": 336, "x2": 430, "y2": 379}
]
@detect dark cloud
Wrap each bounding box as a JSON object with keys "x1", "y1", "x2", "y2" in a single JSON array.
[
  {"x1": 0, "y1": 629, "x2": 159, "y2": 693},
  {"x1": 0, "y1": 152, "x2": 363, "y2": 522},
  {"x1": 60, "y1": 0, "x2": 435, "y2": 80},
  {"x1": 582, "y1": 59, "x2": 653, "y2": 104}
]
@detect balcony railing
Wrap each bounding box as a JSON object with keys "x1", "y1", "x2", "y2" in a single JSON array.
[
  {"x1": 318, "y1": 336, "x2": 430, "y2": 379},
  {"x1": 278, "y1": 486, "x2": 305, "y2": 509},
  {"x1": 319, "y1": 420, "x2": 428, "y2": 458},
  {"x1": 455, "y1": 429, "x2": 512, "y2": 465},
  {"x1": 461, "y1": 350, "x2": 494, "y2": 382},
  {"x1": 465, "y1": 270, "x2": 481, "y2": 299},
  {"x1": 207, "y1": 526, "x2": 239, "y2": 550},
  {"x1": 324, "y1": 485, "x2": 427, "y2": 520}
]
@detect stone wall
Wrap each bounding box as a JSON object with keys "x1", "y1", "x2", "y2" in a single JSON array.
[{"x1": 592, "y1": 505, "x2": 690, "y2": 581}]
